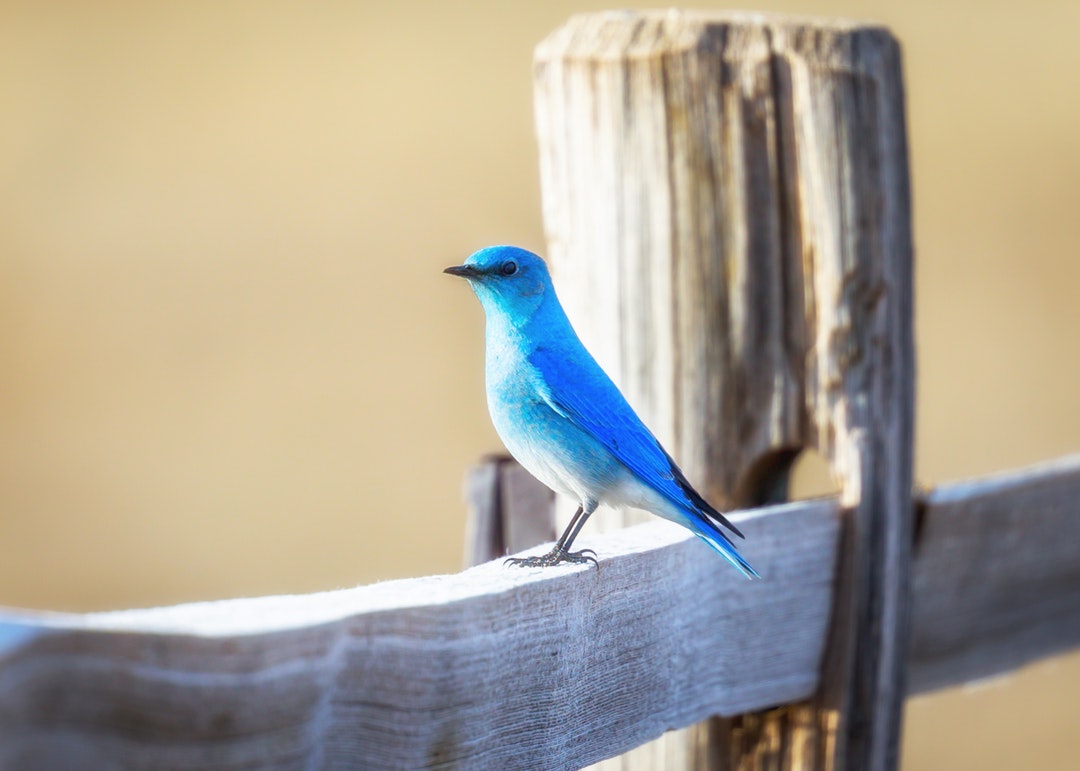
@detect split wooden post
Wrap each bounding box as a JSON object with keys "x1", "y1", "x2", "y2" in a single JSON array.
[
  {"x1": 534, "y1": 11, "x2": 914, "y2": 771},
  {"x1": 463, "y1": 455, "x2": 555, "y2": 566}
]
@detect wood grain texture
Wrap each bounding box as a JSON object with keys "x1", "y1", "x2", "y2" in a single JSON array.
[
  {"x1": 909, "y1": 455, "x2": 1080, "y2": 693},
  {"x1": 0, "y1": 458, "x2": 1078, "y2": 768},
  {"x1": 464, "y1": 459, "x2": 503, "y2": 566},
  {"x1": 0, "y1": 501, "x2": 839, "y2": 771},
  {"x1": 533, "y1": 10, "x2": 914, "y2": 770},
  {"x1": 464, "y1": 456, "x2": 556, "y2": 567}
]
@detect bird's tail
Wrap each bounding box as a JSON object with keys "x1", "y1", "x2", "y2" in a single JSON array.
[{"x1": 690, "y1": 515, "x2": 759, "y2": 579}]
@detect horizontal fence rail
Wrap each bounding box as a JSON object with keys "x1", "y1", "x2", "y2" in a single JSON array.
[
  {"x1": 1, "y1": 455, "x2": 1078, "y2": 769},
  {"x1": 910, "y1": 455, "x2": 1080, "y2": 691}
]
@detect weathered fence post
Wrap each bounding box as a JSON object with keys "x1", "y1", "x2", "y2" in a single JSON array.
[
  {"x1": 463, "y1": 455, "x2": 555, "y2": 566},
  {"x1": 533, "y1": 11, "x2": 914, "y2": 770}
]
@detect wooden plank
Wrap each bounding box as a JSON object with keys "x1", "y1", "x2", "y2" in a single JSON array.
[
  {"x1": 463, "y1": 458, "x2": 503, "y2": 566},
  {"x1": 463, "y1": 457, "x2": 556, "y2": 567},
  {"x1": 533, "y1": 10, "x2": 914, "y2": 770},
  {"x1": 1, "y1": 457, "x2": 1079, "y2": 768},
  {"x1": 500, "y1": 462, "x2": 557, "y2": 559},
  {"x1": 0, "y1": 500, "x2": 839, "y2": 771},
  {"x1": 909, "y1": 454, "x2": 1080, "y2": 693}
]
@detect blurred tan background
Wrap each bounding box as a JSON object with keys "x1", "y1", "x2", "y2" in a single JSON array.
[{"x1": 1, "y1": 1, "x2": 1077, "y2": 768}]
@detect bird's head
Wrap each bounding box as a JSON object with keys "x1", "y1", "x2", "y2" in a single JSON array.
[{"x1": 444, "y1": 246, "x2": 554, "y2": 324}]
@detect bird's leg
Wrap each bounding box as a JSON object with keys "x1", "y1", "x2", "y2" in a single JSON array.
[{"x1": 505, "y1": 504, "x2": 598, "y2": 568}]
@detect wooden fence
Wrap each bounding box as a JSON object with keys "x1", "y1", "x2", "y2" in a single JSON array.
[{"x1": 1, "y1": 11, "x2": 1078, "y2": 771}]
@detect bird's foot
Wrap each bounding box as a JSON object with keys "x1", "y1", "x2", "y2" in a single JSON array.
[{"x1": 504, "y1": 547, "x2": 598, "y2": 569}]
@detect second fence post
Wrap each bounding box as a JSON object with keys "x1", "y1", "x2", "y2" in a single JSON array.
[{"x1": 533, "y1": 11, "x2": 914, "y2": 770}]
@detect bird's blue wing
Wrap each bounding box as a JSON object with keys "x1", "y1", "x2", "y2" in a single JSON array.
[{"x1": 528, "y1": 342, "x2": 745, "y2": 541}]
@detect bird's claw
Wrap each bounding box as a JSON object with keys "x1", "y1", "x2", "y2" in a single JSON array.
[{"x1": 505, "y1": 547, "x2": 598, "y2": 569}]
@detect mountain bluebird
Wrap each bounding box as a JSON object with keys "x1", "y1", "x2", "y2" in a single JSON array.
[{"x1": 445, "y1": 245, "x2": 757, "y2": 578}]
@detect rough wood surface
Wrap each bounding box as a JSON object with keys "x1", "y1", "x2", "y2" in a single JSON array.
[
  {"x1": 463, "y1": 456, "x2": 555, "y2": 567},
  {"x1": 533, "y1": 10, "x2": 914, "y2": 770},
  {"x1": 0, "y1": 501, "x2": 839, "y2": 771},
  {"x1": 1, "y1": 458, "x2": 1078, "y2": 768},
  {"x1": 909, "y1": 455, "x2": 1080, "y2": 692}
]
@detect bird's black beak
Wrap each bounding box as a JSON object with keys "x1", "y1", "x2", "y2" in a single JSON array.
[{"x1": 444, "y1": 264, "x2": 481, "y2": 279}]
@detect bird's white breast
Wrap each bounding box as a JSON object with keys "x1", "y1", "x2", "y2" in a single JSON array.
[{"x1": 482, "y1": 323, "x2": 624, "y2": 505}]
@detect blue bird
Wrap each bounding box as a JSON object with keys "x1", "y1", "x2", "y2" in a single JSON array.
[{"x1": 445, "y1": 245, "x2": 757, "y2": 578}]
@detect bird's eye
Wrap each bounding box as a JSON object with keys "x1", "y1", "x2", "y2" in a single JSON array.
[{"x1": 500, "y1": 261, "x2": 518, "y2": 276}]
